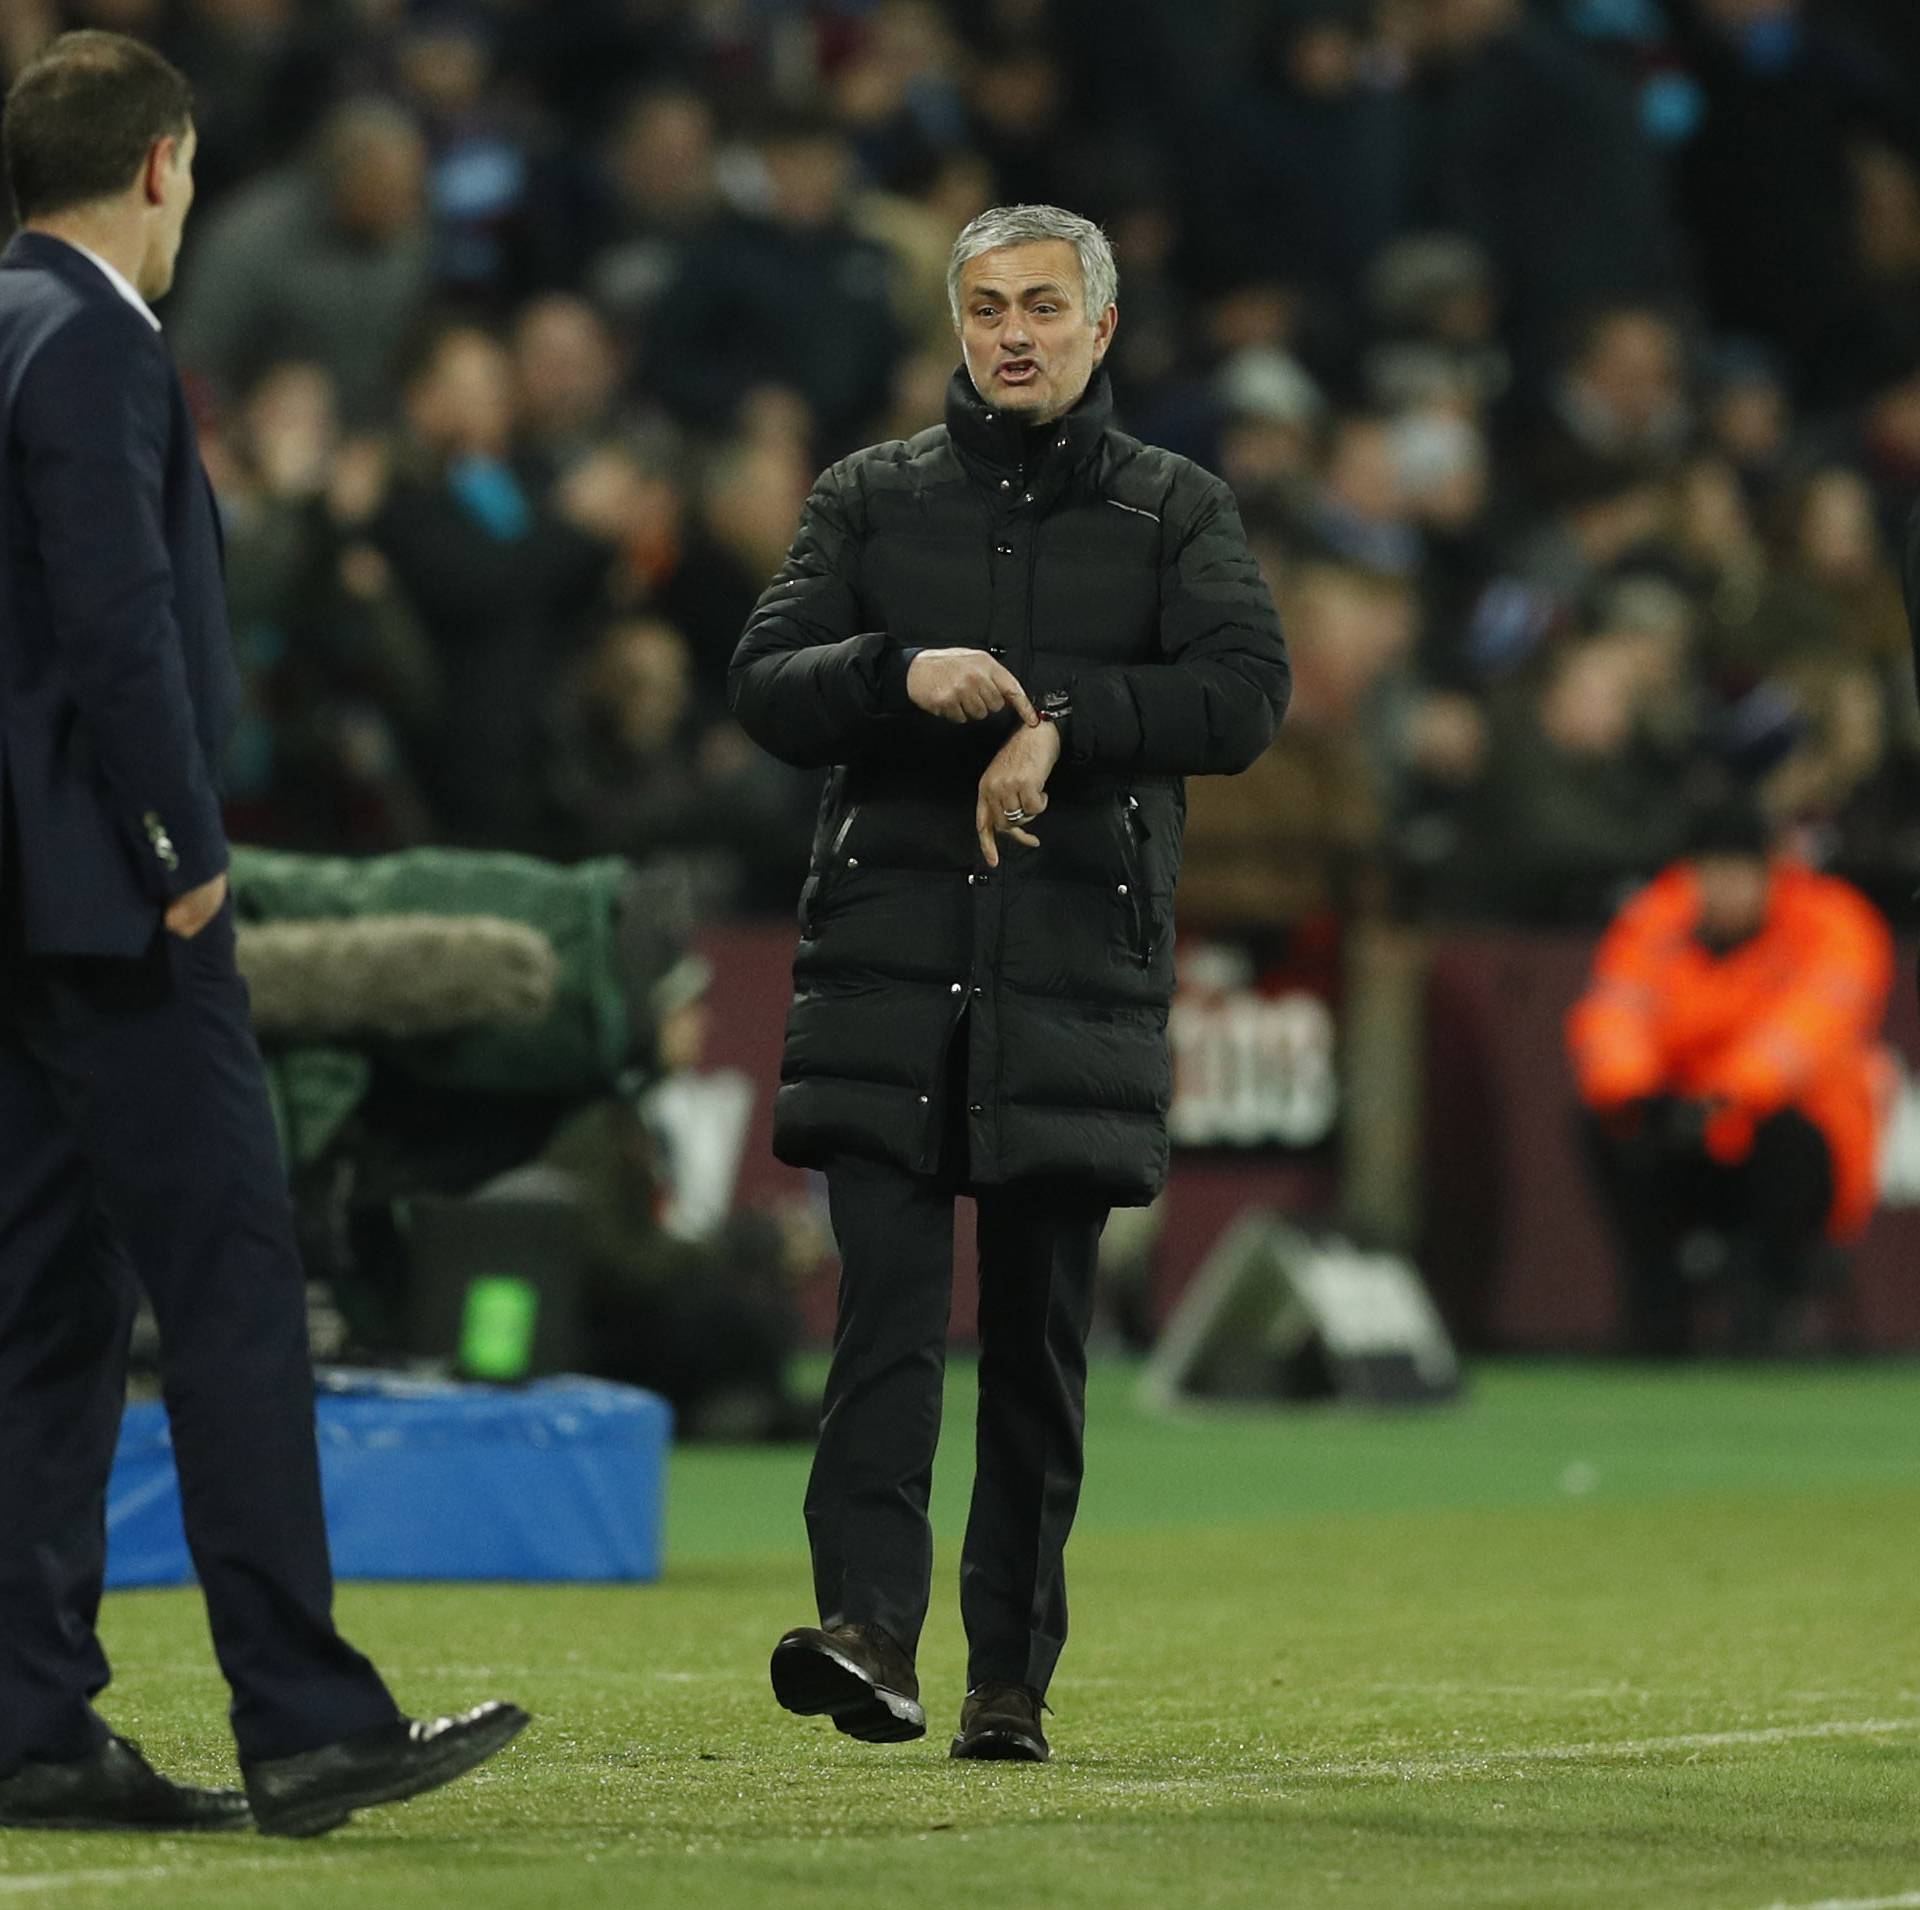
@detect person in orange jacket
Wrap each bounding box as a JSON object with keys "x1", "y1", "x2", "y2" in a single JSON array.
[{"x1": 1566, "y1": 797, "x2": 1895, "y2": 1355}]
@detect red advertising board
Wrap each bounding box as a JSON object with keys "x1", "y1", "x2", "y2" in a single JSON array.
[{"x1": 700, "y1": 920, "x2": 1920, "y2": 1351}]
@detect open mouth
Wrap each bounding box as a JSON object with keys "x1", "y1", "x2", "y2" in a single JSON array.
[{"x1": 997, "y1": 359, "x2": 1039, "y2": 386}]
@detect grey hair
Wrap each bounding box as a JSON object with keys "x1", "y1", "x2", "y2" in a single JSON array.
[{"x1": 946, "y1": 204, "x2": 1118, "y2": 330}]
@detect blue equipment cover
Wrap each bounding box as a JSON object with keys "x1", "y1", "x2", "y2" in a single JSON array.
[{"x1": 106, "y1": 1371, "x2": 672, "y2": 1588}]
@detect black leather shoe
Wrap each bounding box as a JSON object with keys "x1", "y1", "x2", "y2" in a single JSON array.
[
  {"x1": 243, "y1": 1701, "x2": 530, "y2": 1839},
  {"x1": 950, "y1": 1682, "x2": 1050, "y2": 1763},
  {"x1": 770, "y1": 1623, "x2": 925, "y2": 1744},
  {"x1": 0, "y1": 1735, "x2": 251, "y2": 1832}
]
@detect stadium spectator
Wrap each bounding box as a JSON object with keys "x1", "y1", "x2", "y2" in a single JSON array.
[
  {"x1": 1308, "y1": 412, "x2": 1423, "y2": 576},
  {"x1": 1669, "y1": 0, "x2": 1918, "y2": 399},
  {"x1": 581, "y1": 85, "x2": 718, "y2": 342},
  {"x1": 1672, "y1": 451, "x2": 1771, "y2": 687},
  {"x1": 161, "y1": 0, "x2": 336, "y2": 208},
  {"x1": 512, "y1": 293, "x2": 627, "y2": 482},
  {"x1": 1454, "y1": 458, "x2": 1671, "y2": 684},
  {"x1": 853, "y1": 147, "x2": 995, "y2": 358},
  {"x1": 829, "y1": 0, "x2": 972, "y2": 195},
  {"x1": 390, "y1": 4, "x2": 585, "y2": 309},
  {"x1": 213, "y1": 359, "x2": 438, "y2": 852},
  {"x1": 1470, "y1": 631, "x2": 1689, "y2": 921},
  {"x1": 1760, "y1": 657, "x2": 1906, "y2": 889},
  {"x1": 1700, "y1": 339, "x2": 1795, "y2": 510},
  {"x1": 172, "y1": 96, "x2": 430, "y2": 422},
  {"x1": 366, "y1": 320, "x2": 610, "y2": 848},
  {"x1": 646, "y1": 108, "x2": 902, "y2": 455},
  {"x1": 671, "y1": 432, "x2": 815, "y2": 708},
  {"x1": 966, "y1": 39, "x2": 1073, "y2": 209},
  {"x1": 1079, "y1": 155, "x2": 1186, "y2": 411},
  {"x1": 1182, "y1": 0, "x2": 1405, "y2": 303},
  {"x1": 1568, "y1": 800, "x2": 1895, "y2": 1354},
  {"x1": 1402, "y1": 0, "x2": 1684, "y2": 383},
  {"x1": 1179, "y1": 557, "x2": 1403, "y2": 931},
  {"x1": 1362, "y1": 232, "x2": 1511, "y2": 420},
  {"x1": 1209, "y1": 344, "x2": 1326, "y2": 518},
  {"x1": 544, "y1": 615, "x2": 812, "y2": 912},
  {"x1": 1524, "y1": 305, "x2": 1694, "y2": 505},
  {"x1": 1748, "y1": 468, "x2": 1912, "y2": 683},
  {"x1": 1851, "y1": 139, "x2": 1920, "y2": 391}
]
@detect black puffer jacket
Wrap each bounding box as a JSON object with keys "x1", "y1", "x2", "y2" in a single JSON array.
[{"x1": 729, "y1": 368, "x2": 1289, "y2": 1203}]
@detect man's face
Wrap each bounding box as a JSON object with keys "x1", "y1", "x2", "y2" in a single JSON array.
[
  {"x1": 957, "y1": 239, "x2": 1116, "y2": 424},
  {"x1": 1577, "y1": 312, "x2": 1683, "y2": 435},
  {"x1": 333, "y1": 128, "x2": 428, "y2": 242},
  {"x1": 765, "y1": 135, "x2": 850, "y2": 230},
  {"x1": 1694, "y1": 853, "x2": 1772, "y2": 950},
  {"x1": 140, "y1": 125, "x2": 196, "y2": 301},
  {"x1": 408, "y1": 332, "x2": 516, "y2": 459}
]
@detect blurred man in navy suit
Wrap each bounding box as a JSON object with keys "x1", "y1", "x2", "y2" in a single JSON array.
[{"x1": 0, "y1": 31, "x2": 524, "y2": 1838}]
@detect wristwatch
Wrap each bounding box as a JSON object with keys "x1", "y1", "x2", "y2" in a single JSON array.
[{"x1": 1036, "y1": 689, "x2": 1072, "y2": 729}]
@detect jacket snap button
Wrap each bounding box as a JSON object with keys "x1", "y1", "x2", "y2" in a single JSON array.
[
  {"x1": 999, "y1": 478, "x2": 1012, "y2": 490},
  {"x1": 847, "y1": 857, "x2": 859, "y2": 868},
  {"x1": 1117, "y1": 882, "x2": 1129, "y2": 895},
  {"x1": 1021, "y1": 492, "x2": 1033, "y2": 504},
  {"x1": 967, "y1": 872, "x2": 976, "y2": 885},
  {"x1": 972, "y1": 985, "x2": 983, "y2": 996},
  {"x1": 949, "y1": 982, "x2": 964, "y2": 993},
  {"x1": 996, "y1": 543, "x2": 1013, "y2": 555},
  {"x1": 969, "y1": 1103, "x2": 984, "y2": 1115},
  {"x1": 918, "y1": 1094, "x2": 930, "y2": 1105}
]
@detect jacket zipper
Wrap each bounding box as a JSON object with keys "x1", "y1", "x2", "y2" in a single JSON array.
[
  {"x1": 986, "y1": 457, "x2": 1029, "y2": 1153},
  {"x1": 803, "y1": 802, "x2": 861, "y2": 937},
  {"x1": 1119, "y1": 793, "x2": 1153, "y2": 965}
]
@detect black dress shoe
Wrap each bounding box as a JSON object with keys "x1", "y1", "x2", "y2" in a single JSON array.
[
  {"x1": 243, "y1": 1701, "x2": 529, "y2": 1839},
  {"x1": 0, "y1": 1735, "x2": 251, "y2": 1832},
  {"x1": 950, "y1": 1682, "x2": 1050, "y2": 1763},
  {"x1": 770, "y1": 1623, "x2": 925, "y2": 1744}
]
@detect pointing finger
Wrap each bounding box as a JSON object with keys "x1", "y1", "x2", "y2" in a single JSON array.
[{"x1": 997, "y1": 671, "x2": 1039, "y2": 726}]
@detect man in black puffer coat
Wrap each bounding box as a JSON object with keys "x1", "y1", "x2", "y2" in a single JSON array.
[{"x1": 731, "y1": 204, "x2": 1289, "y2": 1763}]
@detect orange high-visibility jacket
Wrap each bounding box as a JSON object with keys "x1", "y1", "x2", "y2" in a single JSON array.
[{"x1": 1566, "y1": 862, "x2": 1896, "y2": 1240}]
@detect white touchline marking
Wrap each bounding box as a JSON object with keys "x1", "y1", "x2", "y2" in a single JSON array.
[
  {"x1": 1754, "y1": 1894, "x2": 1920, "y2": 1910},
  {"x1": 1296, "y1": 1715, "x2": 1920, "y2": 1782},
  {"x1": 0, "y1": 1860, "x2": 314, "y2": 1896},
  {"x1": 0, "y1": 1717, "x2": 1909, "y2": 1892}
]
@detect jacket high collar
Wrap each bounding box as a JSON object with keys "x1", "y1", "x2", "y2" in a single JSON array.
[{"x1": 945, "y1": 363, "x2": 1114, "y2": 493}]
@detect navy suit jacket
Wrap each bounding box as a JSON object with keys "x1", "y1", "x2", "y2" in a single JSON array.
[{"x1": 0, "y1": 231, "x2": 236, "y2": 956}]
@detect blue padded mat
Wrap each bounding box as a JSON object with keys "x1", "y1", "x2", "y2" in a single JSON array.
[{"x1": 107, "y1": 1371, "x2": 672, "y2": 1587}]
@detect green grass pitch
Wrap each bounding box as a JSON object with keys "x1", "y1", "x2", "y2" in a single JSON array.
[{"x1": 3, "y1": 1360, "x2": 1918, "y2": 1909}]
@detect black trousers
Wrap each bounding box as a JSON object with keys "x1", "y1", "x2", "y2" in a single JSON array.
[
  {"x1": 807, "y1": 1045, "x2": 1108, "y2": 1695},
  {"x1": 1583, "y1": 1102, "x2": 1834, "y2": 1357},
  {"x1": 0, "y1": 887, "x2": 397, "y2": 1774}
]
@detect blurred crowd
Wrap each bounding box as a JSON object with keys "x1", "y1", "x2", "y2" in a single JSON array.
[{"x1": 8, "y1": 0, "x2": 1920, "y2": 928}]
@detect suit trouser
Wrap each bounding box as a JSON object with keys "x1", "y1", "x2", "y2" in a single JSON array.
[
  {"x1": 807, "y1": 1139, "x2": 1108, "y2": 1696},
  {"x1": 0, "y1": 896, "x2": 398, "y2": 1774}
]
